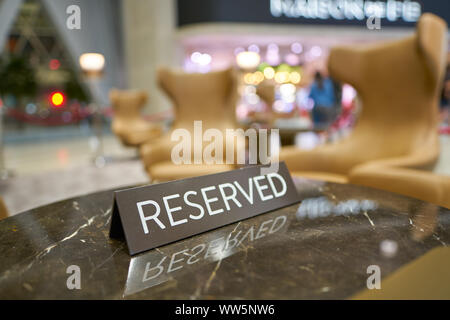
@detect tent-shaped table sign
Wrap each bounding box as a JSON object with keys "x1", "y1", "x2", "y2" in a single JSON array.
[{"x1": 110, "y1": 162, "x2": 300, "y2": 255}]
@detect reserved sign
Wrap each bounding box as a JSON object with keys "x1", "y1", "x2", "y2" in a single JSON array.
[{"x1": 110, "y1": 162, "x2": 299, "y2": 255}]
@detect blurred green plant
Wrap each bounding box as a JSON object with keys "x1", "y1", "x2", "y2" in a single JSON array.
[
  {"x1": 64, "y1": 72, "x2": 89, "y2": 102},
  {"x1": 0, "y1": 56, "x2": 37, "y2": 101}
]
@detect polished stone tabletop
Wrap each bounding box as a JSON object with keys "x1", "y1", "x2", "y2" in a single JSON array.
[{"x1": 0, "y1": 178, "x2": 449, "y2": 299}]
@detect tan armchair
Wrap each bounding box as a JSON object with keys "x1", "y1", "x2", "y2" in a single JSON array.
[
  {"x1": 140, "y1": 67, "x2": 241, "y2": 181},
  {"x1": 280, "y1": 13, "x2": 448, "y2": 184},
  {"x1": 256, "y1": 80, "x2": 275, "y2": 110},
  {"x1": 109, "y1": 89, "x2": 162, "y2": 147},
  {"x1": 0, "y1": 196, "x2": 8, "y2": 220},
  {"x1": 348, "y1": 166, "x2": 450, "y2": 209},
  {"x1": 251, "y1": 80, "x2": 276, "y2": 125}
]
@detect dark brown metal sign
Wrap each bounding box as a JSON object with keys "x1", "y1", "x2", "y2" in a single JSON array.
[{"x1": 110, "y1": 162, "x2": 299, "y2": 255}]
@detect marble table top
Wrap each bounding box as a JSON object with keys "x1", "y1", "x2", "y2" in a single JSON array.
[{"x1": 0, "y1": 178, "x2": 449, "y2": 299}]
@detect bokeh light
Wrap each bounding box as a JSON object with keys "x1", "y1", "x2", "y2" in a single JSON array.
[{"x1": 50, "y1": 92, "x2": 65, "y2": 107}]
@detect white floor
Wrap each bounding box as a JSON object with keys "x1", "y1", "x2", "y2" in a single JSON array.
[
  {"x1": 1, "y1": 134, "x2": 449, "y2": 216},
  {"x1": 3, "y1": 134, "x2": 136, "y2": 176},
  {"x1": 0, "y1": 135, "x2": 150, "y2": 215}
]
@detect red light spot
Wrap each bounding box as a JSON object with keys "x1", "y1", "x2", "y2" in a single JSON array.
[
  {"x1": 49, "y1": 59, "x2": 60, "y2": 70},
  {"x1": 50, "y1": 92, "x2": 65, "y2": 107}
]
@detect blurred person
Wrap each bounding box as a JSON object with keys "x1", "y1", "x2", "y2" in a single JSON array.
[
  {"x1": 440, "y1": 65, "x2": 450, "y2": 126},
  {"x1": 309, "y1": 71, "x2": 337, "y2": 128}
]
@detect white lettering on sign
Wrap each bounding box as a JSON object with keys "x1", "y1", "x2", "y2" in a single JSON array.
[
  {"x1": 137, "y1": 200, "x2": 165, "y2": 234},
  {"x1": 136, "y1": 172, "x2": 288, "y2": 235},
  {"x1": 270, "y1": 0, "x2": 421, "y2": 23}
]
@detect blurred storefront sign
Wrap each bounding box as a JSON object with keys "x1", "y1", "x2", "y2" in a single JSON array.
[
  {"x1": 177, "y1": 0, "x2": 450, "y2": 27},
  {"x1": 270, "y1": 0, "x2": 421, "y2": 22}
]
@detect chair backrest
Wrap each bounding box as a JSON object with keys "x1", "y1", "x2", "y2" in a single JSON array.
[
  {"x1": 257, "y1": 81, "x2": 275, "y2": 108},
  {"x1": 109, "y1": 89, "x2": 148, "y2": 120},
  {"x1": 157, "y1": 67, "x2": 238, "y2": 132},
  {"x1": 328, "y1": 13, "x2": 447, "y2": 159}
]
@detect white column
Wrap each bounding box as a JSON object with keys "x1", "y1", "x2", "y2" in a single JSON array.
[{"x1": 122, "y1": 0, "x2": 181, "y2": 114}]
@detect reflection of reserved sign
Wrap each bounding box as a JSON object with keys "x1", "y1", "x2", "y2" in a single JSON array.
[
  {"x1": 110, "y1": 162, "x2": 299, "y2": 255},
  {"x1": 124, "y1": 212, "x2": 289, "y2": 296}
]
